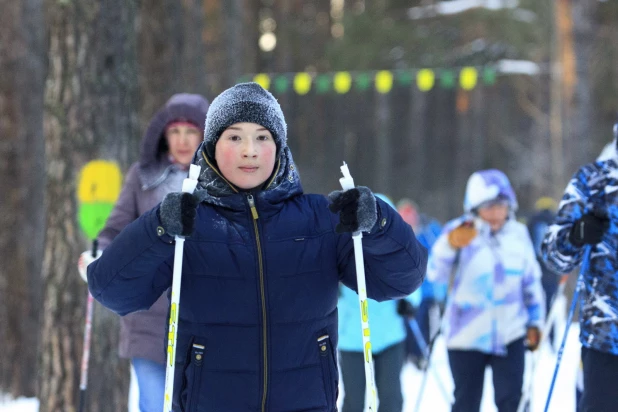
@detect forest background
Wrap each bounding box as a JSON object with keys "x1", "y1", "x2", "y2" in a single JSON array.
[{"x1": 1, "y1": 1, "x2": 617, "y2": 410}]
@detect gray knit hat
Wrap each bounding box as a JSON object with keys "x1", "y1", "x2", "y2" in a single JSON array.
[{"x1": 203, "y1": 82, "x2": 287, "y2": 158}]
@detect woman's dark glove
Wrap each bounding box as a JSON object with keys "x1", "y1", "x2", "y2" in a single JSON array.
[
  {"x1": 328, "y1": 186, "x2": 377, "y2": 234},
  {"x1": 396, "y1": 299, "x2": 415, "y2": 318},
  {"x1": 569, "y1": 213, "x2": 609, "y2": 246},
  {"x1": 159, "y1": 192, "x2": 199, "y2": 237}
]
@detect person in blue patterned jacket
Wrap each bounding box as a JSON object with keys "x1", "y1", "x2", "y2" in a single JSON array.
[
  {"x1": 542, "y1": 123, "x2": 618, "y2": 412},
  {"x1": 87, "y1": 82, "x2": 427, "y2": 411}
]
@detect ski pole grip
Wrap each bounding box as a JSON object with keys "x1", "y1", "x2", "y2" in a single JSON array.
[
  {"x1": 181, "y1": 164, "x2": 201, "y2": 194},
  {"x1": 339, "y1": 162, "x2": 355, "y2": 191}
]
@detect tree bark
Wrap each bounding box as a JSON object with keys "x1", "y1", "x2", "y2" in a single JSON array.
[
  {"x1": 0, "y1": 0, "x2": 46, "y2": 398},
  {"x1": 39, "y1": 0, "x2": 138, "y2": 410}
]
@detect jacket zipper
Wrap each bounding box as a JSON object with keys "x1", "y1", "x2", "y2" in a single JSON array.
[{"x1": 247, "y1": 194, "x2": 268, "y2": 411}]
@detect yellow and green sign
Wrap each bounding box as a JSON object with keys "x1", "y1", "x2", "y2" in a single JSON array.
[{"x1": 77, "y1": 160, "x2": 122, "y2": 240}]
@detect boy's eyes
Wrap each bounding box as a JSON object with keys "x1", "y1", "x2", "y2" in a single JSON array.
[{"x1": 226, "y1": 134, "x2": 271, "y2": 141}]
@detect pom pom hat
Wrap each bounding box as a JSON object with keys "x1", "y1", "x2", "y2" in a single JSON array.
[{"x1": 203, "y1": 82, "x2": 287, "y2": 158}]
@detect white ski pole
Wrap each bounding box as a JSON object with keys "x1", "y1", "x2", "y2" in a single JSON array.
[
  {"x1": 78, "y1": 239, "x2": 98, "y2": 412},
  {"x1": 517, "y1": 274, "x2": 569, "y2": 412},
  {"x1": 163, "y1": 164, "x2": 201, "y2": 412},
  {"x1": 339, "y1": 162, "x2": 378, "y2": 412}
]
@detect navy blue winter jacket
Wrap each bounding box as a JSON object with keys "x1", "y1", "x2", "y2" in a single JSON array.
[{"x1": 88, "y1": 146, "x2": 426, "y2": 411}]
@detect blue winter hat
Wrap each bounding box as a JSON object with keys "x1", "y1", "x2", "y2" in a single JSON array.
[{"x1": 203, "y1": 82, "x2": 287, "y2": 158}]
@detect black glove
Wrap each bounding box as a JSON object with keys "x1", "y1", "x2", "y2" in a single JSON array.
[
  {"x1": 159, "y1": 192, "x2": 199, "y2": 237},
  {"x1": 328, "y1": 186, "x2": 377, "y2": 234},
  {"x1": 396, "y1": 299, "x2": 415, "y2": 318},
  {"x1": 569, "y1": 213, "x2": 609, "y2": 246}
]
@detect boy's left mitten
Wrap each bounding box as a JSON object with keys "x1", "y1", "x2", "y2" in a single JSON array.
[
  {"x1": 159, "y1": 192, "x2": 199, "y2": 237},
  {"x1": 328, "y1": 186, "x2": 377, "y2": 234}
]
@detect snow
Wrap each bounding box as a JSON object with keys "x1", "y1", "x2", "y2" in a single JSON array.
[
  {"x1": 1, "y1": 324, "x2": 581, "y2": 412},
  {"x1": 407, "y1": 0, "x2": 520, "y2": 19},
  {"x1": 495, "y1": 59, "x2": 541, "y2": 76}
]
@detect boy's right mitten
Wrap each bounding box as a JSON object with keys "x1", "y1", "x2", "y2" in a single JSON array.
[
  {"x1": 447, "y1": 221, "x2": 477, "y2": 249},
  {"x1": 159, "y1": 192, "x2": 199, "y2": 237},
  {"x1": 569, "y1": 213, "x2": 609, "y2": 246}
]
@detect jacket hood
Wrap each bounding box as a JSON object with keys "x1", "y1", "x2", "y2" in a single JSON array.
[
  {"x1": 137, "y1": 93, "x2": 209, "y2": 187},
  {"x1": 140, "y1": 93, "x2": 209, "y2": 166},
  {"x1": 192, "y1": 142, "x2": 303, "y2": 210},
  {"x1": 463, "y1": 169, "x2": 518, "y2": 213},
  {"x1": 597, "y1": 123, "x2": 618, "y2": 161}
]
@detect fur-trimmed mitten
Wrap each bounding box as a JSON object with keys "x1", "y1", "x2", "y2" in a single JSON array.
[
  {"x1": 159, "y1": 192, "x2": 200, "y2": 237},
  {"x1": 328, "y1": 186, "x2": 377, "y2": 234}
]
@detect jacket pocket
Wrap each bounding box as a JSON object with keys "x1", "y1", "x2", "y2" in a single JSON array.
[
  {"x1": 317, "y1": 333, "x2": 338, "y2": 410},
  {"x1": 180, "y1": 338, "x2": 206, "y2": 412}
]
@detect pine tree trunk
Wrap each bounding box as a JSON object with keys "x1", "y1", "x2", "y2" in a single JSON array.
[
  {"x1": 39, "y1": 0, "x2": 138, "y2": 410},
  {"x1": 0, "y1": 0, "x2": 45, "y2": 398}
]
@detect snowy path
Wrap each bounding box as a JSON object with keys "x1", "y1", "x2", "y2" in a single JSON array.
[{"x1": 1, "y1": 326, "x2": 581, "y2": 412}]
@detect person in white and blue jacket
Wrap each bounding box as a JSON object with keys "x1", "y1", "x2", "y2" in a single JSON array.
[
  {"x1": 542, "y1": 123, "x2": 618, "y2": 412},
  {"x1": 87, "y1": 82, "x2": 427, "y2": 412},
  {"x1": 427, "y1": 169, "x2": 545, "y2": 412},
  {"x1": 338, "y1": 193, "x2": 421, "y2": 412}
]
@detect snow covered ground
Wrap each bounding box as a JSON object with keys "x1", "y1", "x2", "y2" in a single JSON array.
[{"x1": 1, "y1": 325, "x2": 581, "y2": 412}]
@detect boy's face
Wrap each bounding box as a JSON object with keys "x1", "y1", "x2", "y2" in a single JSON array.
[
  {"x1": 215, "y1": 122, "x2": 277, "y2": 190},
  {"x1": 165, "y1": 122, "x2": 202, "y2": 166}
]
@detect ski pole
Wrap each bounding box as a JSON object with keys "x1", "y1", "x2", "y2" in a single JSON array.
[
  {"x1": 163, "y1": 164, "x2": 201, "y2": 412},
  {"x1": 544, "y1": 248, "x2": 590, "y2": 412},
  {"x1": 78, "y1": 239, "x2": 98, "y2": 412},
  {"x1": 408, "y1": 318, "x2": 453, "y2": 404},
  {"x1": 408, "y1": 317, "x2": 429, "y2": 358},
  {"x1": 413, "y1": 326, "x2": 443, "y2": 412},
  {"x1": 517, "y1": 274, "x2": 569, "y2": 412},
  {"x1": 338, "y1": 162, "x2": 377, "y2": 412}
]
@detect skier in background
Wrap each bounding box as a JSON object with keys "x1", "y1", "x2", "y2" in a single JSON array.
[
  {"x1": 78, "y1": 93, "x2": 209, "y2": 412},
  {"x1": 86, "y1": 82, "x2": 427, "y2": 411},
  {"x1": 543, "y1": 123, "x2": 618, "y2": 412},
  {"x1": 428, "y1": 169, "x2": 545, "y2": 412},
  {"x1": 396, "y1": 198, "x2": 444, "y2": 368}
]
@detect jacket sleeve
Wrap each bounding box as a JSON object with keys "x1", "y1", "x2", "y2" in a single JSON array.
[
  {"x1": 88, "y1": 206, "x2": 175, "y2": 316},
  {"x1": 542, "y1": 167, "x2": 590, "y2": 274},
  {"x1": 336, "y1": 197, "x2": 427, "y2": 302},
  {"x1": 426, "y1": 217, "x2": 465, "y2": 285},
  {"x1": 97, "y1": 163, "x2": 141, "y2": 248}
]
